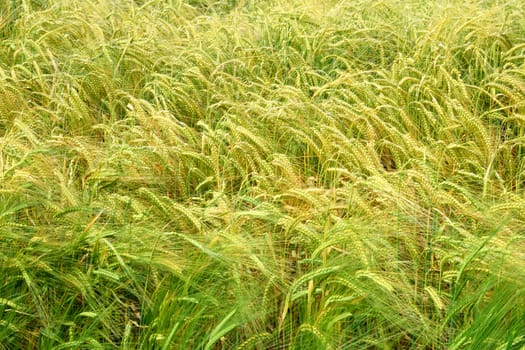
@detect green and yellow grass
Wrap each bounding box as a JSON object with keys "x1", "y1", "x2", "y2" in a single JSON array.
[{"x1": 1, "y1": 0, "x2": 525, "y2": 348}]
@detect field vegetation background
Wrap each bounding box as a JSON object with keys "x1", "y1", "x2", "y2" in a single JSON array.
[{"x1": 1, "y1": 0, "x2": 525, "y2": 348}]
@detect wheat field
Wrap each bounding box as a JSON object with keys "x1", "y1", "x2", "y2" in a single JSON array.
[{"x1": 1, "y1": 0, "x2": 525, "y2": 349}]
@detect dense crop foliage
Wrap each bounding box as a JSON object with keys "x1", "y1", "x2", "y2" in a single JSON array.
[{"x1": 1, "y1": 0, "x2": 525, "y2": 348}]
